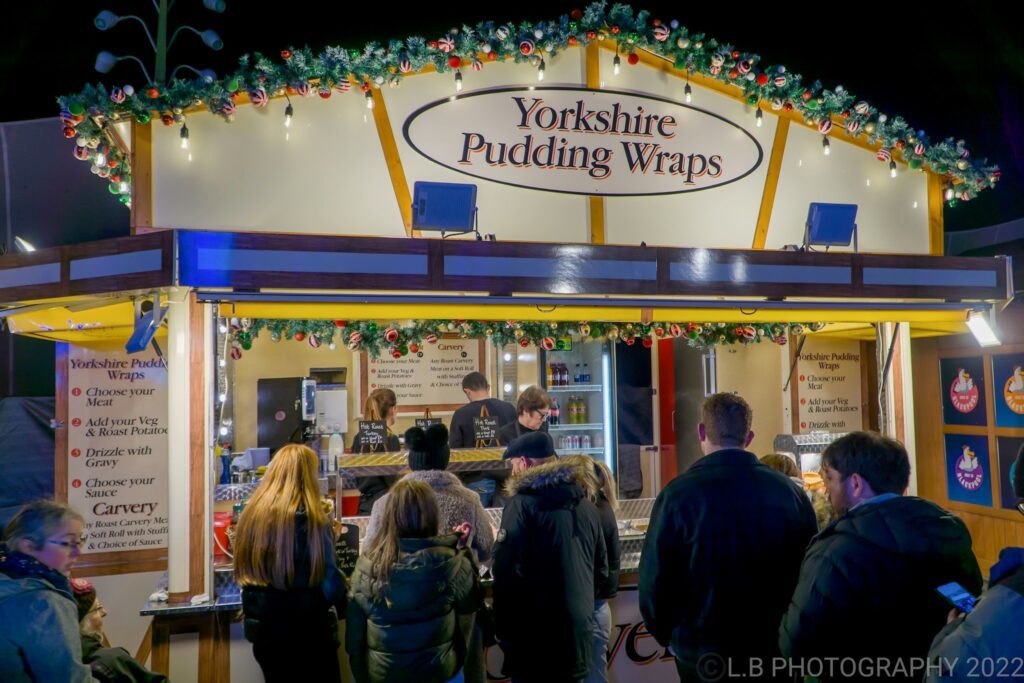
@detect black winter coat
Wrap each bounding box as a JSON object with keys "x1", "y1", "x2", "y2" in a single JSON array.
[
  {"x1": 240, "y1": 510, "x2": 347, "y2": 646},
  {"x1": 639, "y1": 449, "x2": 817, "y2": 666},
  {"x1": 346, "y1": 534, "x2": 482, "y2": 683},
  {"x1": 493, "y1": 458, "x2": 609, "y2": 681},
  {"x1": 351, "y1": 431, "x2": 401, "y2": 514},
  {"x1": 81, "y1": 633, "x2": 168, "y2": 683},
  {"x1": 595, "y1": 492, "x2": 620, "y2": 600},
  {"x1": 780, "y1": 495, "x2": 983, "y2": 682}
]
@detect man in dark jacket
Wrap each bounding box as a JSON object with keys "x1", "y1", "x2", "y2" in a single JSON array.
[
  {"x1": 925, "y1": 445, "x2": 1024, "y2": 682},
  {"x1": 449, "y1": 371, "x2": 518, "y2": 506},
  {"x1": 639, "y1": 392, "x2": 817, "y2": 682},
  {"x1": 493, "y1": 432, "x2": 609, "y2": 682},
  {"x1": 780, "y1": 431, "x2": 983, "y2": 683}
]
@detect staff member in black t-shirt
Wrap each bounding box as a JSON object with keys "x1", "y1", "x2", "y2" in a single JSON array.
[
  {"x1": 498, "y1": 386, "x2": 552, "y2": 447},
  {"x1": 449, "y1": 372, "x2": 518, "y2": 507},
  {"x1": 349, "y1": 387, "x2": 401, "y2": 514}
]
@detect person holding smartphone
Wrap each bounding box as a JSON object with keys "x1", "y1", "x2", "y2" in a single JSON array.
[{"x1": 925, "y1": 445, "x2": 1024, "y2": 682}]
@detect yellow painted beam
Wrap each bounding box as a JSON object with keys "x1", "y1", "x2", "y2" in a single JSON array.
[
  {"x1": 752, "y1": 118, "x2": 790, "y2": 249},
  {"x1": 585, "y1": 43, "x2": 606, "y2": 245},
  {"x1": 370, "y1": 88, "x2": 415, "y2": 236},
  {"x1": 927, "y1": 171, "x2": 946, "y2": 255}
]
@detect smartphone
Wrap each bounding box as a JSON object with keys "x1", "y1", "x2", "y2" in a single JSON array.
[{"x1": 936, "y1": 582, "x2": 977, "y2": 614}]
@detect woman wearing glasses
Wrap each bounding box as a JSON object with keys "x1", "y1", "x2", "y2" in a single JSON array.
[
  {"x1": 498, "y1": 386, "x2": 552, "y2": 447},
  {"x1": 0, "y1": 499, "x2": 94, "y2": 682}
]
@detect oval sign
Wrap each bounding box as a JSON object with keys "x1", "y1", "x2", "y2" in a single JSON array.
[{"x1": 403, "y1": 86, "x2": 764, "y2": 197}]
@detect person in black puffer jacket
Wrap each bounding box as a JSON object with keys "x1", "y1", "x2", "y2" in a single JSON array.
[
  {"x1": 493, "y1": 433, "x2": 608, "y2": 683},
  {"x1": 347, "y1": 479, "x2": 482, "y2": 683},
  {"x1": 233, "y1": 444, "x2": 347, "y2": 683},
  {"x1": 780, "y1": 432, "x2": 983, "y2": 683}
]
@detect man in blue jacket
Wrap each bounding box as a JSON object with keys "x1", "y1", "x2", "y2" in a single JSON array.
[
  {"x1": 926, "y1": 445, "x2": 1024, "y2": 681},
  {"x1": 780, "y1": 432, "x2": 983, "y2": 682},
  {"x1": 639, "y1": 392, "x2": 817, "y2": 681}
]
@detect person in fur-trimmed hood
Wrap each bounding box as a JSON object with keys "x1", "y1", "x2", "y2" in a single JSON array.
[
  {"x1": 364, "y1": 423, "x2": 494, "y2": 563},
  {"x1": 493, "y1": 432, "x2": 609, "y2": 682}
]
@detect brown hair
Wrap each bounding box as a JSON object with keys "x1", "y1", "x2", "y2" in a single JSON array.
[
  {"x1": 592, "y1": 459, "x2": 618, "y2": 511},
  {"x1": 233, "y1": 444, "x2": 330, "y2": 589},
  {"x1": 822, "y1": 431, "x2": 910, "y2": 495},
  {"x1": 3, "y1": 500, "x2": 83, "y2": 550},
  {"x1": 761, "y1": 453, "x2": 800, "y2": 478},
  {"x1": 701, "y1": 392, "x2": 753, "y2": 447},
  {"x1": 364, "y1": 387, "x2": 397, "y2": 423},
  {"x1": 363, "y1": 479, "x2": 439, "y2": 601},
  {"x1": 462, "y1": 372, "x2": 490, "y2": 392},
  {"x1": 516, "y1": 385, "x2": 551, "y2": 416}
]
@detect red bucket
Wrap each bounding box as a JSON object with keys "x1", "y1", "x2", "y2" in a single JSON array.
[
  {"x1": 213, "y1": 512, "x2": 233, "y2": 561},
  {"x1": 341, "y1": 489, "x2": 360, "y2": 517}
]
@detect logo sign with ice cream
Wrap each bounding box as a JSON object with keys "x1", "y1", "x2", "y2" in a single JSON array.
[
  {"x1": 940, "y1": 357, "x2": 987, "y2": 426},
  {"x1": 993, "y1": 354, "x2": 1024, "y2": 428},
  {"x1": 944, "y1": 434, "x2": 992, "y2": 507}
]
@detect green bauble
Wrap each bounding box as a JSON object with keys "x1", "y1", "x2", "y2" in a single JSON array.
[
  {"x1": 399, "y1": 344, "x2": 409, "y2": 356},
  {"x1": 366, "y1": 322, "x2": 378, "y2": 333},
  {"x1": 747, "y1": 94, "x2": 759, "y2": 105},
  {"x1": 948, "y1": 199, "x2": 959, "y2": 207},
  {"x1": 240, "y1": 338, "x2": 252, "y2": 351},
  {"x1": 908, "y1": 158, "x2": 922, "y2": 170},
  {"x1": 136, "y1": 112, "x2": 151, "y2": 124},
  {"x1": 804, "y1": 99, "x2": 819, "y2": 110},
  {"x1": 936, "y1": 164, "x2": 949, "y2": 174},
  {"x1": 118, "y1": 195, "x2": 130, "y2": 204},
  {"x1": 108, "y1": 183, "x2": 120, "y2": 194},
  {"x1": 225, "y1": 78, "x2": 240, "y2": 93},
  {"x1": 68, "y1": 101, "x2": 86, "y2": 116}
]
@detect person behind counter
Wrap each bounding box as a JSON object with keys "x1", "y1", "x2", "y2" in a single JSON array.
[
  {"x1": 347, "y1": 479, "x2": 482, "y2": 683},
  {"x1": 497, "y1": 385, "x2": 551, "y2": 446},
  {"x1": 0, "y1": 500, "x2": 94, "y2": 683},
  {"x1": 233, "y1": 444, "x2": 347, "y2": 683},
  {"x1": 350, "y1": 388, "x2": 402, "y2": 515},
  {"x1": 449, "y1": 371, "x2": 517, "y2": 507},
  {"x1": 493, "y1": 433, "x2": 608, "y2": 683},
  {"x1": 72, "y1": 578, "x2": 168, "y2": 683}
]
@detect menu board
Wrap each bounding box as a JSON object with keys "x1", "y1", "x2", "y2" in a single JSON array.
[
  {"x1": 940, "y1": 356, "x2": 987, "y2": 426},
  {"x1": 356, "y1": 420, "x2": 387, "y2": 451},
  {"x1": 992, "y1": 354, "x2": 1024, "y2": 428},
  {"x1": 944, "y1": 434, "x2": 992, "y2": 507},
  {"x1": 67, "y1": 345, "x2": 169, "y2": 553},
  {"x1": 415, "y1": 418, "x2": 443, "y2": 429},
  {"x1": 473, "y1": 416, "x2": 500, "y2": 443},
  {"x1": 362, "y1": 338, "x2": 484, "y2": 413},
  {"x1": 796, "y1": 338, "x2": 863, "y2": 433}
]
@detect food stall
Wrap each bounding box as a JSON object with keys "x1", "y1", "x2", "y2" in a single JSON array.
[{"x1": 0, "y1": 3, "x2": 1012, "y2": 681}]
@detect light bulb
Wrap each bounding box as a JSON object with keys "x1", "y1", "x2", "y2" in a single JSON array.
[
  {"x1": 179, "y1": 123, "x2": 190, "y2": 149},
  {"x1": 538, "y1": 59, "x2": 545, "y2": 81},
  {"x1": 218, "y1": 324, "x2": 228, "y2": 333},
  {"x1": 284, "y1": 103, "x2": 293, "y2": 128},
  {"x1": 503, "y1": 383, "x2": 513, "y2": 394},
  {"x1": 455, "y1": 70, "x2": 463, "y2": 92},
  {"x1": 219, "y1": 426, "x2": 228, "y2": 436},
  {"x1": 889, "y1": 160, "x2": 897, "y2": 178},
  {"x1": 945, "y1": 187, "x2": 954, "y2": 201},
  {"x1": 613, "y1": 54, "x2": 621, "y2": 76},
  {"x1": 684, "y1": 82, "x2": 692, "y2": 103},
  {"x1": 365, "y1": 90, "x2": 374, "y2": 109},
  {"x1": 755, "y1": 108, "x2": 763, "y2": 127},
  {"x1": 95, "y1": 153, "x2": 106, "y2": 167},
  {"x1": 218, "y1": 358, "x2": 226, "y2": 368},
  {"x1": 503, "y1": 352, "x2": 512, "y2": 362},
  {"x1": 218, "y1": 393, "x2": 227, "y2": 403},
  {"x1": 119, "y1": 182, "x2": 128, "y2": 193},
  {"x1": 822, "y1": 136, "x2": 830, "y2": 155}
]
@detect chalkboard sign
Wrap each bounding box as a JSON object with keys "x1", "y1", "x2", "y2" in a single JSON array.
[
  {"x1": 473, "y1": 416, "x2": 500, "y2": 443},
  {"x1": 335, "y1": 523, "x2": 360, "y2": 577},
  {"x1": 357, "y1": 420, "x2": 387, "y2": 450},
  {"x1": 416, "y1": 418, "x2": 443, "y2": 429}
]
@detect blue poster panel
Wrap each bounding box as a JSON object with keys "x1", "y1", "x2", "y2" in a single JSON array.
[
  {"x1": 944, "y1": 434, "x2": 992, "y2": 507},
  {"x1": 992, "y1": 354, "x2": 1024, "y2": 428},
  {"x1": 940, "y1": 357, "x2": 987, "y2": 426},
  {"x1": 997, "y1": 437, "x2": 1024, "y2": 510}
]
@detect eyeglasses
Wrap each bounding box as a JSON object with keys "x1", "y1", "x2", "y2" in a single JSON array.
[
  {"x1": 536, "y1": 410, "x2": 550, "y2": 420},
  {"x1": 87, "y1": 603, "x2": 105, "y2": 615},
  {"x1": 47, "y1": 534, "x2": 87, "y2": 551}
]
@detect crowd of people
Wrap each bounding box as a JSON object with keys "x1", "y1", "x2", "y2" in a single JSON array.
[{"x1": 2, "y1": 382, "x2": 1023, "y2": 682}]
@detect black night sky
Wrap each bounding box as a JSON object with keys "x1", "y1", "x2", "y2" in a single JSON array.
[{"x1": 1, "y1": 1, "x2": 1022, "y2": 232}]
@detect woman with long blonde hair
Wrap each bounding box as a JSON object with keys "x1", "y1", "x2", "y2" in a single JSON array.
[
  {"x1": 234, "y1": 444, "x2": 346, "y2": 682},
  {"x1": 350, "y1": 388, "x2": 401, "y2": 514},
  {"x1": 347, "y1": 479, "x2": 481, "y2": 683}
]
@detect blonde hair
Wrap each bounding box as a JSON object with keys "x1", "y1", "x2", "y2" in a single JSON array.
[
  {"x1": 363, "y1": 479, "x2": 438, "y2": 600},
  {"x1": 592, "y1": 460, "x2": 618, "y2": 512},
  {"x1": 761, "y1": 453, "x2": 800, "y2": 478},
  {"x1": 233, "y1": 444, "x2": 329, "y2": 589}
]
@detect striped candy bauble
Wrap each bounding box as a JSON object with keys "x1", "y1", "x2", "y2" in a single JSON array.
[
  {"x1": 709, "y1": 65, "x2": 721, "y2": 75},
  {"x1": 74, "y1": 146, "x2": 92, "y2": 160},
  {"x1": 877, "y1": 147, "x2": 892, "y2": 162},
  {"x1": 399, "y1": 59, "x2": 412, "y2": 73},
  {"x1": 438, "y1": 36, "x2": 455, "y2": 53},
  {"x1": 846, "y1": 120, "x2": 860, "y2": 134},
  {"x1": 495, "y1": 26, "x2": 509, "y2": 41},
  {"x1": 519, "y1": 39, "x2": 535, "y2": 55},
  {"x1": 818, "y1": 119, "x2": 832, "y2": 135},
  {"x1": 308, "y1": 334, "x2": 320, "y2": 348},
  {"x1": 914, "y1": 143, "x2": 925, "y2": 155},
  {"x1": 774, "y1": 75, "x2": 787, "y2": 87},
  {"x1": 318, "y1": 86, "x2": 331, "y2": 99},
  {"x1": 384, "y1": 327, "x2": 399, "y2": 343},
  {"x1": 221, "y1": 99, "x2": 236, "y2": 116},
  {"x1": 230, "y1": 345, "x2": 242, "y2": 360},
  {"x1": 110, "y1": 87, "x2": 126, "y2": 104},
  {"x1": 425, "y1": 333, "x2": 439, "y2": 344},
  {"x1": 541, "y1": 337, "x2": 555, "y2": 351},
  {"x1": 295, "y1": 82, "x2": 311, "y2": 97},
  {"x1": 854, "y1": 101, "x2": 870, "y2": 115},
  {"x1": 334, "y1": 78, "x2": 351, "y2": 93},
  {"x1": 960, "y1": 149, "x2": 970, "y2": 159},
  {"x1": 347, "y1": 332, "x2": 362, "y2": 350},
  {"x1": 743, "y1": 326, "x2": 757, "y2": 340},
  {"x1": 653, "y1": 25, "x2": 670, "y2": 41},
  {"x1": 737, "y1": 59, "x2": 752, "y2": 75},
  {"x1": 669, "y1": 324, "x2": 682, "y2": 337},
  {"x1": 59, "y1": 110, "x2": 78, "y2": 126},
  {"x1": 472, "y1": 59, "x2": 483, "y2": 71},
  {"x1": 249, "y1": 88, "x2": 268, "y2": 107}
]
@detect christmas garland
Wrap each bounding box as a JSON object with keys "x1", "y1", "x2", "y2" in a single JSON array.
[
  {"x1": 225, "y1": 317, "x2": 823, "y2": 359},
  {"x1": 59, "y1": 2, "x2": 998, "y2": 209}
]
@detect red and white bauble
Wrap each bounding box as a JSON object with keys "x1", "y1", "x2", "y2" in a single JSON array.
[
  {"x1": 399, "y1": 59, "x2": 412, "y2": 73},
  {"x1": 541, "y1": 337, "x2": 555, "y2": 350},
  {"x1": 669, "y1": 324, "x2": 683, "y2": 337},
  {"x1": 743, "y1": 326, "x2": 757, "y2": 340},
  {"x1": 846, "y1": 120, "x2": 860, "y2": 134},
  {"x1": 390, "y1": 347, "x2": 402, "y2": 359},
  {"x1": 709, "y1": 65, "x2": 721, "y2": 75},
  {"x1": 347, "y1": 332, "x2": 362, "y2": 350},
  {"x1": 471, "y1": 58, "x2": 483, "y2": 71},
  {"x1": 737, "y1": 59, "x2": 752, "y2": 75},
  {"x1": 425, "y1": 333, "x2": 439, "y2": 344},
  {"x1": 854, "y1": 101, "x2": 870, "y2": 115},
  {"x1": 249, "y1": 88, "x2": 268, "y2": 107},
  {"x1": 384, "y1": 327, "x2": 399, "y2": 343},
  {"x1": 774, "y1": 75, "x2": 787, "y2": 87},
  {"x1": 221, "y1": 100, "x2": 236, "y2": 116},
  {"x1": 334, "y1": 78, "x2": 352, "y2": 93},
  {"x1": 654, "y1": 326, "x2": 665, "y2": 338},
  {"x1": 876, "y1": 147, "x2": 892, "y2": 162},
  {"x1": 230, "y1": 344, "x2": 243, "y2": 360},
  {"x1": 519, "y1": 39, "x2": 535, "y2": 56},
  {"x1": 653, "y1": 25, "x2": 670, "y2": 41},
  {"x1": 818, "y1": 119, "x2": 832, "y2": 135},
  {"x1": 438, "y1": 36, "x2": 456, "y2": 53},
  {"x1": 308, "y1": 334, "x2": 321, "y2": 348},
  {"x1": 110, "y1": 87, "x2": 126, "y2": 104},
  {"x1": 74, "y1": 146, "x2": 92, "y2": 160},
  {"x1": 294, "y1": 82, "x2": 311, "y2": 97},
  {"x1": 318, "y1": 86, "x2": 331, "y2": 99},
  {"x1": 914, "y1": 142, "x2": 925, "y2": 156}
]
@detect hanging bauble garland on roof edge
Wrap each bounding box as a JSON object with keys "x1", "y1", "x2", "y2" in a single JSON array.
[
  {"x1": 224, "y1": 318, "x2": 824, "y2": 359},
  {"x1": 58, "y1": 2, "x2": 999, "y2": 207}
]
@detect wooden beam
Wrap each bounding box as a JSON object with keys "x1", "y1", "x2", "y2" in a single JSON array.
[
  {"x1": 927, "y1": 171, "x2": 946, "y2": 255},
  {"x1": 370, "y1": 89, "x2": 415, "y2": 236},
  {"x1": 130, "y1": 122, "x2": 154, "y2": 235},
  {"x1": 54, "y1": 343, "x2": 69, "y2": 503},
  {"x1": 188, "y1": 292, "x2": 208, "y2": 596},
  {"x1": 585, "y1": 43, "x2": 606, "y2": 244},
  {"x1": 752, "y1": 119, "x2": 790, "y2": 249}
]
